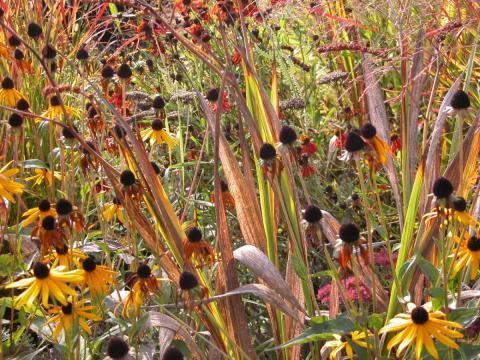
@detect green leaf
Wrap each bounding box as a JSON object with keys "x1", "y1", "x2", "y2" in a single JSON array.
[
  {"x1": 367, "y1": 313, "x2": 385, "y2": 330},
  {"x1": 0, "y1": 254, "x2": 13, "y2": 276},
  {"x1": 417, "y1": 256, "x2": 439, "y2": 284},
  {"x1": 22, "y1": 159, "x2": 47, "y2": 169},
  {"x1": 292, "y1": 254, "x2": 308, "y2": 280},
  {"x1": 448, "y1": 307, "x2": 479, "y2": 326}
]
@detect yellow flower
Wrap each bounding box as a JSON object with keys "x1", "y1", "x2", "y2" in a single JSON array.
[
  {"x1": 380, "y1": 302, "x2": 463, "y2": 359},
  {"x1": 323, "y1": 331, "x2": 370, "y2": 359},
  {"x1": 0, "y1": 77, "x2": 25, "y2": 107},
  {"x1": 451, "y1": 235, "x2": 480, "y2": 280},
  {"x1": 5, "y1": 262, "x2": 84, "y2": 309},
  {"x1": 360, "y1": 123, "x2": 391, "y2": 165},
  {"x1": 25, "y1": 168, "x2": 61, "y2": 187},
  {"x1": 40, "y1": 95, "x2": 78, "y2": 122},
  {"x1": 141, "y1": 119, "x2": 177, "y2": 149},
  {"x1": 78, "y1": 257, "x2": 117, "y2": 296},
  {"x1": 47, "y1": 298, "x2": 101, "y2": 340},
  {"x1": 21, "y1": 199, "x2": 57, "y2": 227},
  {"x1": 451, "y1": 197, "x2": 478, "y2": 228},
  {"x1": 0, "y1": 43, "x2": 11, "y2": 60},
  {"x1": 121, "y1": 282, "x2": 144, "y2": 318},
  {"x1": 102, "y1": 197, "x2": 125, "y2": 224},
  {"x1": 43, "y1": 244, "x2": 87, "y2": 270},
  {"x1": 0, "y1": 162, "x2": 24, "y2": 203}
]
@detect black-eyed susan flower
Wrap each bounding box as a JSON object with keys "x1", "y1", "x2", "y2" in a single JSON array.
[
  {"x1": 0, "y1": 76, "x2": 25, "y2": 107},
  {"x1": 0, "y1": 162, "x2": 24, "y2": 203},
  {"x1": 360, "y1": 123, "x2": 391, "y2": 165},
  {"x1": 47, "y1": 298, "x2": 101, "y2": 340},
  {"x1": 339, "y1": 130, "x2": 365, "y2": 161},
  {"x1": 44, "y1": 244, "x2": 87, "y2": 270},
  {"x1": 121, "y1": 263, "x2": 159, "y2": 317},
  {"x1": 323, "y1": 331, "x2": 371, "y2": 359},
  {"x1": 8, "y1": 113, "x2": 23, "y2": 129},
  {"x1": 102, "y1": 197, "x2": 126, "y2": 224},
  {"x1": 25, "y1": 168, "x2": 61, "y2": 187},
  {"x1": 78, "y1": 257, "x2": 117, "y2": 296},
  {"x1": 334, "y1": 222, "x2": 369, "y2": 270},
  {"x1": 55, "y1": 198, "x2": 84, "y2": 232},
  {"x1": 259, "y1": 142, "x2": 283, "y2": 178},
  {"x1": 451, "y1": 196, "x2": 478, "y2": 228},
  {"x1": 120, "y1": 170, "x2": 142, "y2": 199},
  {"x1": 141, "y1": 119, "x2": 177, "y2": 149},
  {"x1": 183, "y1": 227, "x2": 216, "y2": 267},
  {"x1": 177, "y1": 271, "x2": 208, "y2": 307},
  {"x1": 31, "y1": 215, "x2": 66, "y2": 254},
  {"x1": 107, "y1": 336, "x2": 130, "y2": 360},
  {"x1": 21, "y1": 199, "x2": 57, "y2": 227},
  {"x1": 210, "y1": 180, "x2": 235, "y2": 211},
  {"x1": 451, "y1": 235, "x2": 480, "y2": 280},
  {"x1": 380, "y1": 302, "x2": 463, "y2": 359},
  {"x1": 5, "y1": 262, "x2": 84, "y2": 308},
  {"x1": 40, "y1": 95, "x2": 77, "y2": 122},
  {"x1": 27, "y1": 22, "x2": 43, "y2": 39}
]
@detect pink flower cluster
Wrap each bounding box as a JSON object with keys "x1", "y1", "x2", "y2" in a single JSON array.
[
  {"x1": 374, "y1": 247, "x2": 398, "y2": 267},
  {"x1": 316, "y1": 276, "x2": 372, "y2": 305}
]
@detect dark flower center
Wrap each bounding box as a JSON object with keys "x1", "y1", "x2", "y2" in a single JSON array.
[
  {"x1": 50, "y1": 95, "x2": 61, "y2": 107},
  {"x1": 303, "y1": 205, "x2": 322, "y2": 224},
  {"x1": 467, "y1": 236, "x2": 480, "y2": 252},
  {"x1": 162, "y1": 346, "x2": 184, "y2": 360},
  {"x1": 42, "y1": 44, "x2": 57, "y2": 59},
  {"x1": 259, "y1": 143, "x2": 277, "y2": 160},
  {"x1": 33, "y1": 262, "x2": 50, "y2": 279},
  {"x1": 82, "y1": 257, "x2": 97, "y2": 272},
  {"x1": 55, "y1": 244, "x2": 69, "y2": 255},
  {"x1": 62, "y1": 303, "x2": 73, "y2": 315},
  {"x1": 450, "y1": 90, "x2": 470, "y2": 110},
  {"x1": 27, "y1": 22, "x2": 43, "y2": 38},
  {"x1": 101, "y1": 65, "x2": 114, "y2": 79},
  {"x1": 56, "y1": 198, "x2": 73, "y2": 216},
  {"x1": 137, "y1": 264, "x2": 152, "y2": 278},
  {"x1": 345, "y1": 131, "x2": 365, "y2": 153},
  {"x1": 452, "y1": 197, "x2": 467, "y2": 212},
  {"x1": 38, "y1": 199, "x2": 51, "y2": 212},
  {"x1": 432, "y1": 177, "x2": 454, "y2": 199},
  {"x1": 339, "y1": 222, "x2": 360, "y2": 243},
  {"x1": 113, "y1": 196, "x2": 122, "y2": 205},
  {"x1": 360, "y1": 123, "x2": 377, "y2": 139},
  {"x1": 16, "y1": 98, "x2": 30, "y2": 111},
  {"x1": 8, "y1": 35, "x2": 21, "y2": 47},
  {"x1": 8, "y1": 113, "x2": 23, "y2": 128},
  {"x1": 117, "y1": 63, "x2": 132, "y2": 79},
  {"x1": 187, "y1": 227, "x2": 203, "y2": 242},
  {"x1": 152, "y1": 96, "x2": 165, "y2": 110},
  {"x1": 411, "y1": 306, "x2": 429, "y2": 325},
  {"x1": 42, "y1": 216, "x2": 56, "y2": 231},
  {"x1": 279, "y1": 125, "x2": 298, "y2": 145},
  {"x1": 120, "y1": 170, "x2": 136, "y2": 186},
  {"x1": 107, "y1": 336, "x2": 129, "y2": 359},
  {"x1": 179, "y1": 271, "x2": 198, "y2": 290},
  {"x1": 14, "y1": 49, "x2": 24, "y2": 60},
  {"x1": 76, "y1": 47, "x2": 89, "y2": 61},
  {"x1": 151, "y1": 119, "x2": 164, "y2": 131},
  {"x1": 1, "y1": 77, "x2": 14, "y2": 89},
  {"x1": 206, "y1": 88, "x2": 219, "y2": 102}
]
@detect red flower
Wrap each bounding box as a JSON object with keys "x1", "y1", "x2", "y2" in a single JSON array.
[
  {"x1": 299, "y1": 136, "x2": 317, "y2": 156},
  {"x1": 334, "y1": 131, "x2": 347, "y2": 149},
  {"x1": 390, "y1": 134, "x2": 401, "y2": 154},
  {"x1": 210, "y1": 91, "x2": 232, "y2": 113},
  {"x1": 301, "y1": 164, "x2": 315, "y2": 178}
]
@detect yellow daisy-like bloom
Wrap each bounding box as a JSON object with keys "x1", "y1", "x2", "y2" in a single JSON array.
[
  {"x1": 141, "y1": 119, "x2": 177, "y2": 149},
  {"x1": 102, "y1": 197, "x2": 125, "y2": 224},
  {"x1": 5, "y1": 262, "x2": 84, "y2": 309},
  {"x1": 360, "y1": 123, "x2": 392, "y2": 165},
  {"x1": 21, "y1": 199, "x2": 57, "y2": 227},
  {"x1": 323, "y1": 331, "x2": 370, "y2": 359},
  {"x1": 380, "y1": 302, "x2": 463, "y2": 359},
  {"x1": 78, "y1": 257, "x2": 117, "y2": 296},
  {"x1": 0, "y1": 77, "x2": 25, "y2": 107},
  {"x1": 47, "y1": 298, "x2": 102, "y2": 340},
  {"x1": 44, "y1": 244, "x2": 87, "y2": 270},
  {"x1": 451, "y1": 197, "x2": 478, "y2": 228},
  {"x1": 451, "y1": 235, "x2": 480, "y2": 280},
  {"x1": 0, "y1": 162, "x2": 24, "y2": 203},
  {"x1": 25, "y1": 168, "x2": 62, "y2": 187},
  {"x1": 40, "y1": 95, "x2": 78, "y2": 122},
  {"x1": 121, "y1": 282, "x2": 144, "y2": 318}
]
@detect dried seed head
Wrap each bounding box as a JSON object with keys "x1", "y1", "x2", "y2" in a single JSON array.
[
  {"x1": 101, "y1": 65, "x2": 115, "y2": 79},
  {"x1": 56, "y1": 198, "x2": 73, "y2": 216},
  {"x1": 117, "y1": 63, "x2": 132, "y2": 79},
  {"x1": 279, "y1": 125, "x2": 298, "y2": 145},
  {"x1": 27, "y1": 22, "x2": 43, "y2": 38},
  {"x1": 107, "y1": 336, "x2": 129, "y2": 359},
  {"x1": 410, "y1": 306, "x2": 429, "y2": 325},
  {"x1": 206, "y1": 88, "x2": 219, "y2": 102},
  {"x1": 16, "y1": 98, "x2": 29, "y2": 111},
  {"x1": 452, "y1": 197, "x2": 467, "y2": 212},
  {"x1": 162, "y1": 346, "x2": 184, "y2": 360},
  {"x1": 152, "y1": 96, "x2": 166, "y2": 109},
  {"x1": 179, "y1": 271, "x2": 198, "y2": 290},
  {"x1": 136, "y1": 264, "x2": 152, "y2": 279},
  {"x1": 360, "y1": 123, "x2": 376, "y2": 139},
  {"x1": 432, "y1": 177, "x2": 453, "y2": 199},
  {"x1": 120, "y1": 170, "x2": 136, "y2": 186},
  {"x1": 345, "y1": 131, "x2": 365, "y2": 152},
  {"x1": 33, "y1": 262, "x2": 50, "y2": 279},
  {"x1": 467, "y1": 236, "x2": 480, "y2": 252},
  {"x1": 38, "y1": 199, "x2": 51, "y2": 212},
  {"x1": 8, "y1": 113, "x2": 23, "y2": 128},
  {"x1": 259, "y1": 143, "x2": 277, "y2": 160},
  {"x1": 42, "y1": 215, "x2": 56, "y2": 230},
  {"x1": 303, "y1": 205, "x2": 322, "y2": 224},
  {"x1": 339, "y1": 222, "x2": 360, "y2": 243},
  {"x1": 42, "y1": 44, "x2": 57, "y2": 59},
  {"x1": 450, "y1": 90, "x2": 470, "y2": 110},
  {"x1": 187, "y1": 227, "x2": 202, "y2": 242}
]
